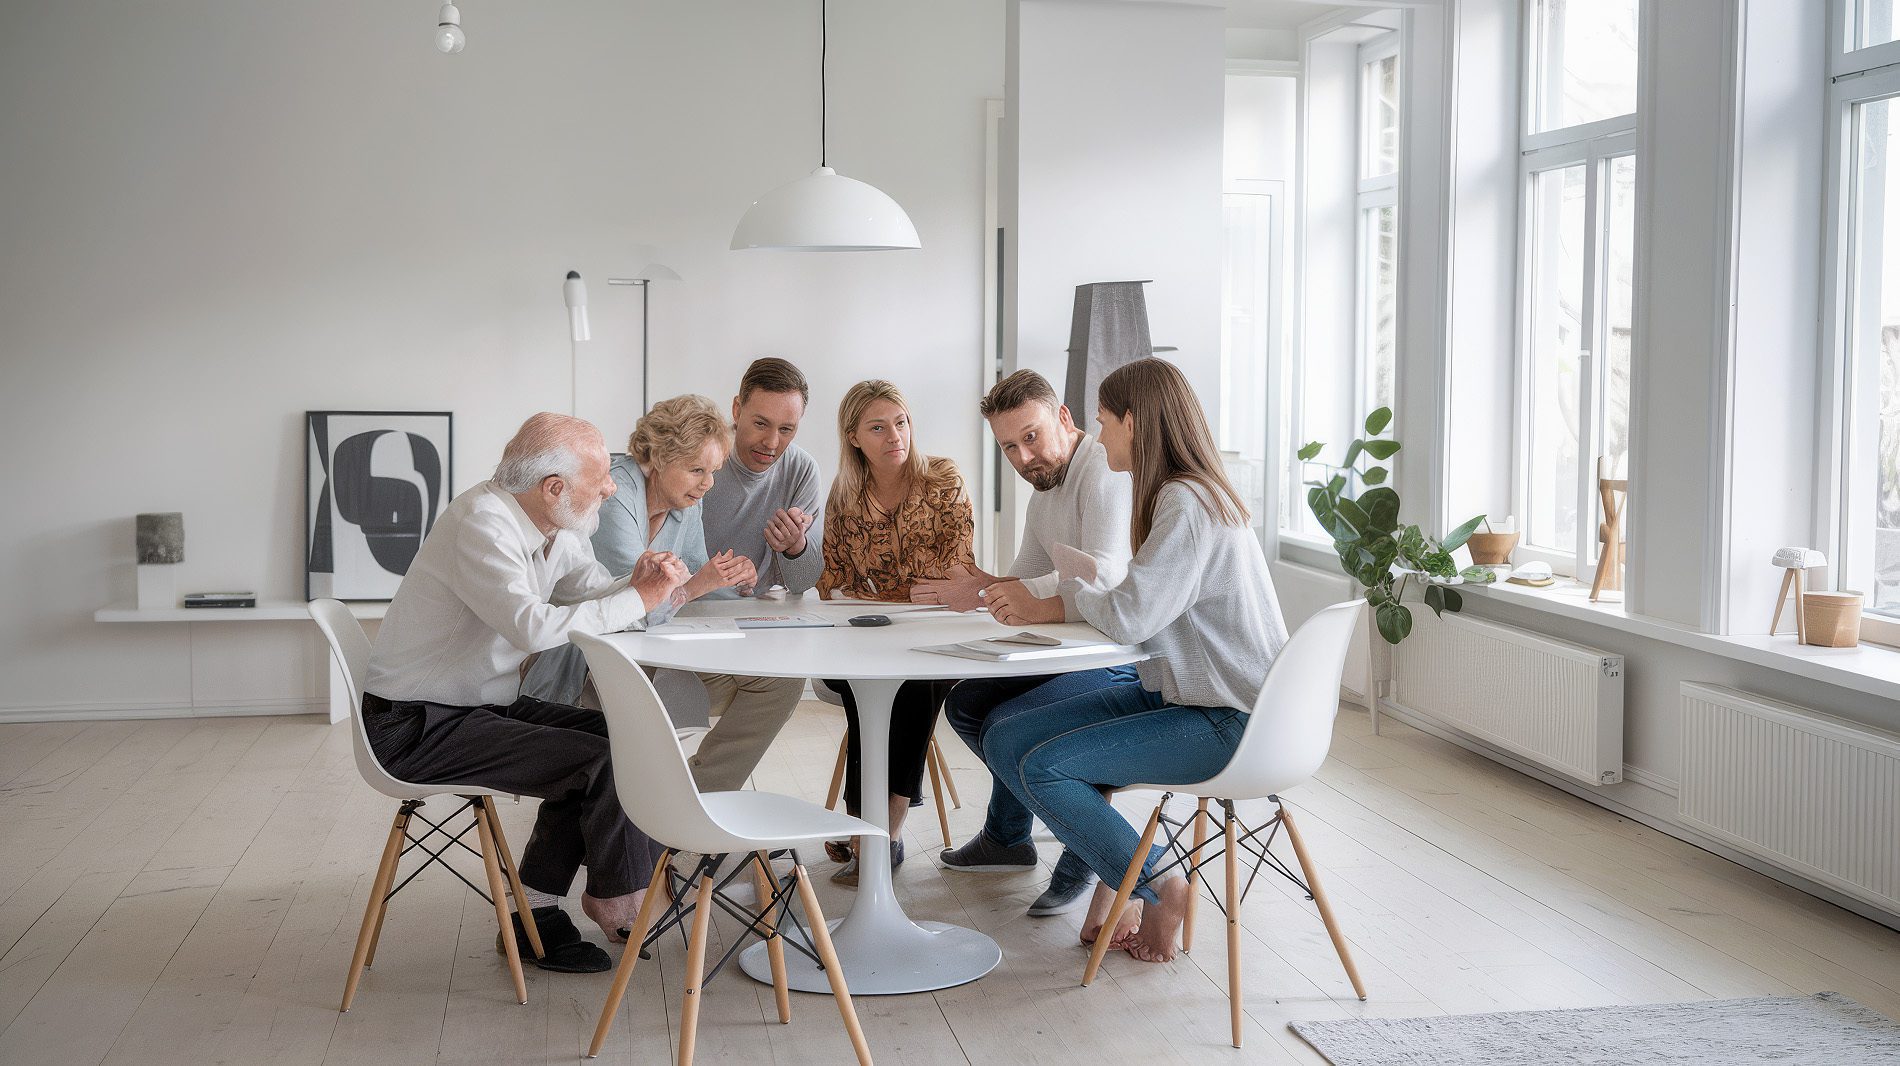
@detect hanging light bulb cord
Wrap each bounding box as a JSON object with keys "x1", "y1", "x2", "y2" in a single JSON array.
[{"x1": 820, "y1": 0, "x2": 828, "y2": 168}]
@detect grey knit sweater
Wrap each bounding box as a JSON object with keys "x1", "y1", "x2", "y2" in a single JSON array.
[{"x1": 1069, "y1": 480, "x2": 1289, "y2": 711}]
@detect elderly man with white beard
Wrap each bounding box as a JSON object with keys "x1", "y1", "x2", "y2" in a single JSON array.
[{"x1": 361, "y1": 412, "x2": 688, "y2": 974}]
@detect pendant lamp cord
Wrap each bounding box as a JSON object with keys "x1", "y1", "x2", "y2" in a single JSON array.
[{"x1": 820, "y1": 0, "x2": 828, "y2": 168}]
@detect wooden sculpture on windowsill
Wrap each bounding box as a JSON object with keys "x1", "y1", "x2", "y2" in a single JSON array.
[
  {"x1": 1768, "y1": 547, "x2": 1828, "y2": 644},
  {"x1": 1589, "y1": 457, "x2": 1628, "y2": 603}
]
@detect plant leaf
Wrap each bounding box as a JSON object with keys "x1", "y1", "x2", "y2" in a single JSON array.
[
  {"x1": 1442, "y1": 514, "x2": 1485, "y2": 552},
  {"x1": 1342, "y1": 439, "x2": 1365, "y2": 469},
  {"x1": 1423, "y1": 584, "x2": 1446, "y2": 617},
  {"x1": 1363, "y1": 439, "x2": 1402, "y2": 460},
  {"x1": 1365, "y1": 407, "x2": 1392, "y2": 436},
  {"x1": 1297, "y1": 441, "x2": 1324, "y2": 461},
  {"x1": 1333, "y1": 496, "x2": 1370, "y2": 534},
  {"x1": 1421, "y1": 550, "x2": 1458, "y2": 578},
  {"x1": 1360, "y1": 487, "x2": 1401, "y2": 532},
  {"x1": 1442, "y1": 588, "x2": 1464, "y2": 613},
  {"x1": 1361, "y1": 466, "x2": 1388, "y2": 485},
  {"x1": 1375, "y1": 602, "x2": 1413, "y2": 645}
]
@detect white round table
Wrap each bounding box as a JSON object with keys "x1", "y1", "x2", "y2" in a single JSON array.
[{"x1": 595, "y1": 594, "x2": 1142, "y2": 995}]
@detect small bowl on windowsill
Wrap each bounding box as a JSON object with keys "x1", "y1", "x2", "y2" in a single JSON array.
[
  {"x1": 1466, "y1": 531, "x2": 1520, "y2": 566},
  {"x1": 1801, "y1": 591, "x2": 1863, "y2": 648}
]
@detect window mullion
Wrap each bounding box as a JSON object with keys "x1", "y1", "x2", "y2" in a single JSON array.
[{"x1": 1574, "y1": 155, "x2": 1604, "y2": 581}]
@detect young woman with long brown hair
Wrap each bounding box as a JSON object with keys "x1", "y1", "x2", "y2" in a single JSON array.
[
  {"x1": 816, "y1": 379, "x2": 974, "y2": 884},
  {"x1": 979, "y1": 357, "x2": 1289, "y2": 962}
]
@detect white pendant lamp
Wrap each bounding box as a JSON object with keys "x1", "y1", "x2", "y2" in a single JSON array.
[{"x1": 731, "y1": 0, "x2": 920, "y2": 252}]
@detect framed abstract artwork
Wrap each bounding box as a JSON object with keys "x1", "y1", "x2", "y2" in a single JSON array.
[{"x1": 305, "y1": 410, "x2": 453, "y2": 601}]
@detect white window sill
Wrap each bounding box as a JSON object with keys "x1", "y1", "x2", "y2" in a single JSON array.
[{"x1": 1463, "y1": 578, "x2": 1900, "y2": 703}]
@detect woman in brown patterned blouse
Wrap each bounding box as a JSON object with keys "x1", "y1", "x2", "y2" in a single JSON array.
[{"x1": 817, "y1": 379, "x2": 974, "y2": 884}]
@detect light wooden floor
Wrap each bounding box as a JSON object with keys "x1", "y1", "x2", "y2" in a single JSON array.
[{"x1": 1, "y1": 701, "x2": 1896, "y2": 1065}]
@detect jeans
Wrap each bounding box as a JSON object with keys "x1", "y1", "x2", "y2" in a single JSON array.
[
  {"x1": 946, "y1": 665, "x2": 1140, "y2": 882},
  {"x1": 983, "y1": 683, "x2": 1247, "y2": 904}
]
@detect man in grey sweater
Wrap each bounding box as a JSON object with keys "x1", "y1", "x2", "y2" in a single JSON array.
[
  {"x1": 687, "y1": 357, "x2": 826, "y2": 790},
  {"x1": 914, "y1": 370, "x2": 1137, "y2": 916}
]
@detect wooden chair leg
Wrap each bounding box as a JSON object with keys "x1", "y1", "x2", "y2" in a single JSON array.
[
  {"x1": 482, "y1": 798, "x2": 545, "y2": 959},
  {"x1": 475, "y1": 797, "x2": 529, "y2": 1005},
  {"x1": 1082, "y1": 803, "x2": 1162, "y2": 986},
  {"x1": 1183, "y1": 797, "x2": 1209, "y2": 953},
  {"x1": 793, "y1": 864, "x2": 874, "y2": 1066},
  {"x1": 1279, "y1": 805, "x2": 1367, "y2": 1001},
  {"x1": 930, "y1": 738, "x2": 962, "y2": 809},
  {"x1": 677, "y1": 866, "x2": 719, "y2": 1066},
  {"x1": 340, "y1": 804, "x2": 410, "y2": 1012},
  {"x1": 1224, "y1": 805, "x2": 1243, "y2": 1048},
  {"x1": 586, "y1": 852, "x2": 671, "y2": 1058},
  {"x1": 753, "y1": 851, "x2": 791, "y2": 1024},
  {"x1": 824, "y1": 734, "x2": 848, "y2": 811},
  {"x1": 925, "y1": 745, "x2": 954, "y2": 850}
]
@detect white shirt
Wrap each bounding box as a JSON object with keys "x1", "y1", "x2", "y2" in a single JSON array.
[
  {"x1": 365, "y1": 482, "x2": 650, "y2": 707},
  {"x1": 1010, "y1": 433, "x2": 1135, "y2": 621}
]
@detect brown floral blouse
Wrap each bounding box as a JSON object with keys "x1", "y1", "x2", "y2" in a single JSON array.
[{"x1": 817, "y1": 457, "x2": 975, "y2": 602}]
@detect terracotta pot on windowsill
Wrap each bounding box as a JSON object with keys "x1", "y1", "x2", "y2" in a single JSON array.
[
  {"x1": 1801, "y1": 591, "x2": 1863, "y2": 648},
  {"x1": 1466, "y1": 531, "x2": 1520, "y2": 566}
]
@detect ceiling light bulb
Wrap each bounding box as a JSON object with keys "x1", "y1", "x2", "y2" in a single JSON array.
[{"x1": 435, "y1": 3, "x2": 465, "y2": 54}]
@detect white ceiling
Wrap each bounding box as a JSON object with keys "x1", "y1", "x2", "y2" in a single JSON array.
[{"x1": 1223, "y1": 0, "x2": 1351, "y2": 30}]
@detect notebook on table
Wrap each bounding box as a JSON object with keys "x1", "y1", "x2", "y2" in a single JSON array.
[
  {"x1": 733, "y1": 613, "x2": 834, "y2": 629},
  {"x1": 915, "y1": 631, "x2": 1118, "y2": 663}
]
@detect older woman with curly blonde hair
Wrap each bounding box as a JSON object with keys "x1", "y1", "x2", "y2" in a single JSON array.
[{"x1": 592, "y1": 394, "x2": 758, "y2": 606}]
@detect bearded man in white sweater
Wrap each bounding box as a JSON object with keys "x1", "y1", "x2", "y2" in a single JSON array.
[{"x1": 912, "y1": 371, "x2": 1138, "y2": 916}]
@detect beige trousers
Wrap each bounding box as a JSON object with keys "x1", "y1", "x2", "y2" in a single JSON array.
[{"x1": 687, "y1": 673, "x2": 805, "y2": 792}]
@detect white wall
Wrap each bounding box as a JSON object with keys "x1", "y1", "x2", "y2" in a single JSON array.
[
  {"x1": 1224, "y1": 74, "x2": 1297, "y2": 185},
  {"x1": 1005, "y1": 0, "x2": 1226, "y2": 406},
  {"x1": 0, "y1": 0, "x2": 1003, "y2": 719}
]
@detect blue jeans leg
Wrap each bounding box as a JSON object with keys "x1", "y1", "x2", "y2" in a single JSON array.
[
  {"x1": 949, "y1": 665, "x2": 1139, "y2": 849},
  {"x1": 986, "y1": 684, "x2": 1247, "y2": 904}
]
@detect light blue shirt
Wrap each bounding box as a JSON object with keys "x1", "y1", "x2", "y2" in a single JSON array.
[{"x1": 590, "y1": 454, "x2": 711, "y2": 578}]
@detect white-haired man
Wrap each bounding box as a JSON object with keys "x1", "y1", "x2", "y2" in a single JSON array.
[{"x1": 363, "y1": 412, "x2": 688, "y2": 973}]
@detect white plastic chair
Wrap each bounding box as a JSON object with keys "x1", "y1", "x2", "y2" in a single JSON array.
[
  {"x1": 1080, "y1": 600, "x2": 1370, "y2": 1048},
  {"x1": 571, "y1": 631, "x2": 879, "y2": 1065},
  {"x1": 308, "y1": 599, "x2": 544, "y2": 1011}
]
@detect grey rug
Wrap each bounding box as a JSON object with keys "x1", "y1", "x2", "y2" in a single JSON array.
[{"x1": 1290, "y1": 992, "x2": 1900, "y2": 1065}]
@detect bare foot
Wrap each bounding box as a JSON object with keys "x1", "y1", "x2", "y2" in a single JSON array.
[
  {"x1": 1123, "y1": 876, "x2": 1192, "y2": 963},
  {"x1": 1079, "y1": 882, "x2": 1116, "y2": 945},
  {"x1": 1079, "y1": 882, "x2": 1143, "y2": 948},
  {"x1": 581, "y1": 888, "x2": 646, "y2": 943}
]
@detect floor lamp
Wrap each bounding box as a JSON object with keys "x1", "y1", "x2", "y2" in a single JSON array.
[{"x1": 607, "y1": 263, "x2": 680, "y2": 411}]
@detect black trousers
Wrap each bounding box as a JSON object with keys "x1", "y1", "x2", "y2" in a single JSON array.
[
  {"x1": 821, "y1": 679, "x2": 956, "y2": 809},
  {"x1": 362, "y1": 693, "x2": 663, "y2": 899}
]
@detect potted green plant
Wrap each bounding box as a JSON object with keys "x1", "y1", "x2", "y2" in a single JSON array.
[{"x1": 1299, "y1": 407, "x2": 1495, "y2": 645}]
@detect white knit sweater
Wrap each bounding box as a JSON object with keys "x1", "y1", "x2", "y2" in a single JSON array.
[{"x1": 1069, "y1": 480, "x2": 1289, "y2": 711}]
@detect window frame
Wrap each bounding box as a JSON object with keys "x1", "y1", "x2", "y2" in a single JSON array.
[
  {"x1": 1354, "y1": 32, "x2": 1402, "y2": 459},
  {"x1": 1819, "y1": 1, "x2": 1900, "y2": 648},
  {"x1": 1511, "y1": 0, "x2": 1638, "y2": 581}
]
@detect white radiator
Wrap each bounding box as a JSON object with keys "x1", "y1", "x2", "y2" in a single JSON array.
[
  {"x1": 1678, "y1": 683, "x2": 1900, "y2": 915},
  {"x1": 1392, "y1": 611, "x2": 1624, "y2": 786}
]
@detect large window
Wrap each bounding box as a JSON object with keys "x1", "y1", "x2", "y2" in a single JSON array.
[
  {"x1": 1515, "y1": 0, "x2": 1637, "y2": 579},
  {"x1": 1826, "y1": 8, "x2": 1900, "y2": 647},
  {"x1": 1282, "y1": 21, "x2": 1403, "y2": 541}
]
